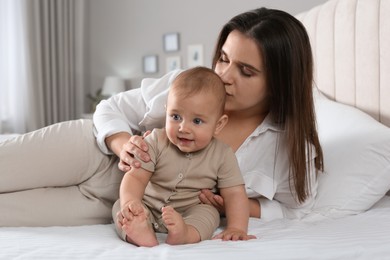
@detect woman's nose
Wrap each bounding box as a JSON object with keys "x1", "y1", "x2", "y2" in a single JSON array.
[{"x1": 216, "y1": 64, "x2": 233, "y2": 86}]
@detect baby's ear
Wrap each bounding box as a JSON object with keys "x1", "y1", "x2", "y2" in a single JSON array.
[{"x1": 214, "y1": 114, "x2": 228, "y2": 135}]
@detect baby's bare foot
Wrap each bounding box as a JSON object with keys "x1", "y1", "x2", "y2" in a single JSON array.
[
  {"x1": 162, "y1": 206, "x2": 200, "y2": 245},
  {"x1": 122, "y1": 209, "x2": 158, "y2": 247}
]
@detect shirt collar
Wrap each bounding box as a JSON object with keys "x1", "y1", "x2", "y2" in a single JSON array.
[{"x1": 250, "y1": 113, "x2": 284, "y2": 137}]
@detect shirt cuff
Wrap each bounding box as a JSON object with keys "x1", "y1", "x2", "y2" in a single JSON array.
[
  {"x1": 258, "y1": 197, "x2": 284, "y2": 221},
  {"x1": 93, "y1": 118, "x2": 132, "y2": 155}
]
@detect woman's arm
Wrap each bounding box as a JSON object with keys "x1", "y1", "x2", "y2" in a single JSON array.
[
  {"x1": 249, "y1": 198, "x2": 261, "y2": 218},
  {"x1": 93, "y1": 70, "x2": 182, "y2": 171},
  {"x1": 93, "y1": 88, "x2": 147, "y2": 155},
  {"x1": 200, "y1": 189, "x2": 261, "y2": 218},
  {"x1": 105, "y1": 132, "x2": 150, "y2": 172}
]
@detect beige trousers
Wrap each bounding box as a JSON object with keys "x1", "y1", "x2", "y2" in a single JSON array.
[{"x1": 0, "y1": 119, "x2": 123, "y2": 227}]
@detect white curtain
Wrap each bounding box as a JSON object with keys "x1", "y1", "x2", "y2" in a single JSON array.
[
  {"x1": 0, "y1": 0, "x2": 85, "y2": 134},
  {"x1": 0, "y1": 0, "x2": 29, "y2": 133}
]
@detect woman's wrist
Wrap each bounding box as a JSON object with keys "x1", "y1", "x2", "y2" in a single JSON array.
[
  {"x1": 105, "y1": 132, "x2": 131, "y2": 157},
  {"x1": 249, "y1": 198, "x2": 261, "y2": 218}
]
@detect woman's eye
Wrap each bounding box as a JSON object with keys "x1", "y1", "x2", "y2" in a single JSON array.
[
  {"x1": 219, "y1": 55, "x2": 229, "y2": 63},
  {"x1": 193, "y1": 118, "x2": 203, "y2": 125},
  {"x1": 241, "y1": 66, "x2": 253, "y2": 77}
]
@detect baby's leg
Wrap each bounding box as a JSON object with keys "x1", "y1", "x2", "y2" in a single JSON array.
[
  {"x1": 122, "y1": 212, "x2": 158, "y2": 247},
  {"x1": 162, "y1": 206, "x2": 200, "y2": 245},
  {"x1": 112, "y1": 200, "x2": 158, "y2": 247},
  {"x1": 181, "y1": 204, "x2": 220, "y2": 241}
]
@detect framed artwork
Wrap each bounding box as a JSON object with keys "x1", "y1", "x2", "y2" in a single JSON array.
[
  {"x1": 187, "y1": 44, "x2": 204, "y2": 68},
  {"x1": 163, "y1": 32, "x2": 180, "y2": 52},
  {"x1": 143, "y1": 55, "x2": 158, "y2": 74},
  {"x1": 166, "y1": 56, "x2": 181, "y2": 73}
]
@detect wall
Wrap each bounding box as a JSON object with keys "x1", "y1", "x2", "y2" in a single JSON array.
[{"x1": 85, "y1": 0, "x2": 328, "y2": 113}]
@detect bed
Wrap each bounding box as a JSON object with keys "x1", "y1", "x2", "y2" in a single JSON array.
[
  {"x1": 1, "y1": 0, "x2": 390, "y2": 259},
  {"x1": 1, "y1": 197, "x2": 390, "y2": 259}
]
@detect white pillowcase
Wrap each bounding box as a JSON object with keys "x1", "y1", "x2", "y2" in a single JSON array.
[{"x1": 312, "y1": 90, "x2": 390, "y2": 217}]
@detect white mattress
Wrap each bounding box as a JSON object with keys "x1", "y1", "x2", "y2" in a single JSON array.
[{"x1": 2, "y1": 196, "x2": 390, "y2": 260}]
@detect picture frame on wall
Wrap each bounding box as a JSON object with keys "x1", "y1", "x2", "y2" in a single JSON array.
[
  {"x1": 143, "y1": 55, "x2": 158, "y2": 74},
  {"x1": 166, "y1": 56, "x2": 181, "y2": 73},
  {"x1": 163, "y1": 32, "x2": 180, "y2": 52},
  {"x1": 187, "y1": 44, "x2": 204, "y2": 68}
]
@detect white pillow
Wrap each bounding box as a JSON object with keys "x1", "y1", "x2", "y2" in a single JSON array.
[{"x1": 312, "y1": 90, "x2": 390, "y2": 218}]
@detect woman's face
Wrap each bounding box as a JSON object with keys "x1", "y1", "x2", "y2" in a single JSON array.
[{"x1": 214, "y1": 30, "x2": 269, "y2": 117}]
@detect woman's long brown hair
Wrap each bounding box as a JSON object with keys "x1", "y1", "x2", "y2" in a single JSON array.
[{"x1": 212, "y1": 8, "x2": 324, "y2": 203}]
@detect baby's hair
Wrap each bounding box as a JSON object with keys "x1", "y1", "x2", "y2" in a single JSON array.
[{"x1": 171, "y1": 67, "x2": 226, "y2": 115}]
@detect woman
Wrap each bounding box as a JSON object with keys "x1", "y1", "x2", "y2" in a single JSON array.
[
  {"x1": 0, "y1": 7, "x2": 323, "y2": 226},
  {"x1": 94, "y1": 7, "x2": 323, "y2": 221}
]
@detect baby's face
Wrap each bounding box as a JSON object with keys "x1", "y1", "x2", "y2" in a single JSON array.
[{"x1": 165, "y1": 90, "x2": 222, "y2": 153}]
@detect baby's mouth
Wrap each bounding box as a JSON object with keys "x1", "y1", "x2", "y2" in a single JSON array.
[{"x1": 178, "y1": 137, "x2": 193, "y2": 143}]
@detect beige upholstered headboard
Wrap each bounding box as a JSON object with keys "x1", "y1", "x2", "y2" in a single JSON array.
[{"x1": 297, "y1": 0, "x2": 390, "y2": 127}]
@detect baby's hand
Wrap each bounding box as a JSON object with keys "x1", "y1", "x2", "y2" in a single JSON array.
[
  {"x1": 212, "y1": 228, "x2": 256, "y2": 241},
  {"x1": 121, "y1": 200, "x2": 145, "y2": 221}
]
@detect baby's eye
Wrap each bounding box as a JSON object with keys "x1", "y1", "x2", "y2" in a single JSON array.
[
  {"x1": 171, "y1": 114, "x2": 181, "y2": 121},
  {"x1": 193, "y1": 118, "x2": 203, "y2": 125}
]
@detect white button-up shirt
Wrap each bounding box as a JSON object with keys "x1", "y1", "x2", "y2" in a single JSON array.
[{"x1": 93, "y1": 70, "x2": 318, "y2": 221}]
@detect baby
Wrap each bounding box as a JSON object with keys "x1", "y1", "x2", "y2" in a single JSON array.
[{"x1": 113, "y1": 67, "x2": 254, "y2": 246}]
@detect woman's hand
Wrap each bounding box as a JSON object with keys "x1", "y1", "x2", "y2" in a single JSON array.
[
  {"x1": 200, "y1": 189, "x2": 225, "y2": 214},
  {"x1": 120, "y1": 131, "x2": 152, "y2": 171},
  {"x1": 201, "y1": 190, "x2": 262, "y2": 218},
  {"x1": 106, "y1": 131, "x2": 152, "y2": 172}
]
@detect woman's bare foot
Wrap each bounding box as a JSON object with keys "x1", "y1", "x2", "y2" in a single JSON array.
[
  {"x1": 162, "y1": 206, "x2": 200, "y2": 245},
  {"x1": 122, "y1": 209, "x2": 158, "y2": 247}
]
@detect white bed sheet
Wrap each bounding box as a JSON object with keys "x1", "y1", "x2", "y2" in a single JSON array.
[{"x1": 2, "y1": 196, "x2": 390, "y2": 260}]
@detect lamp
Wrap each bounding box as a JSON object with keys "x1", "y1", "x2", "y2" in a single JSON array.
[{"x1": 101, "y1": 76, "x2": 126, "y2": 96}]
